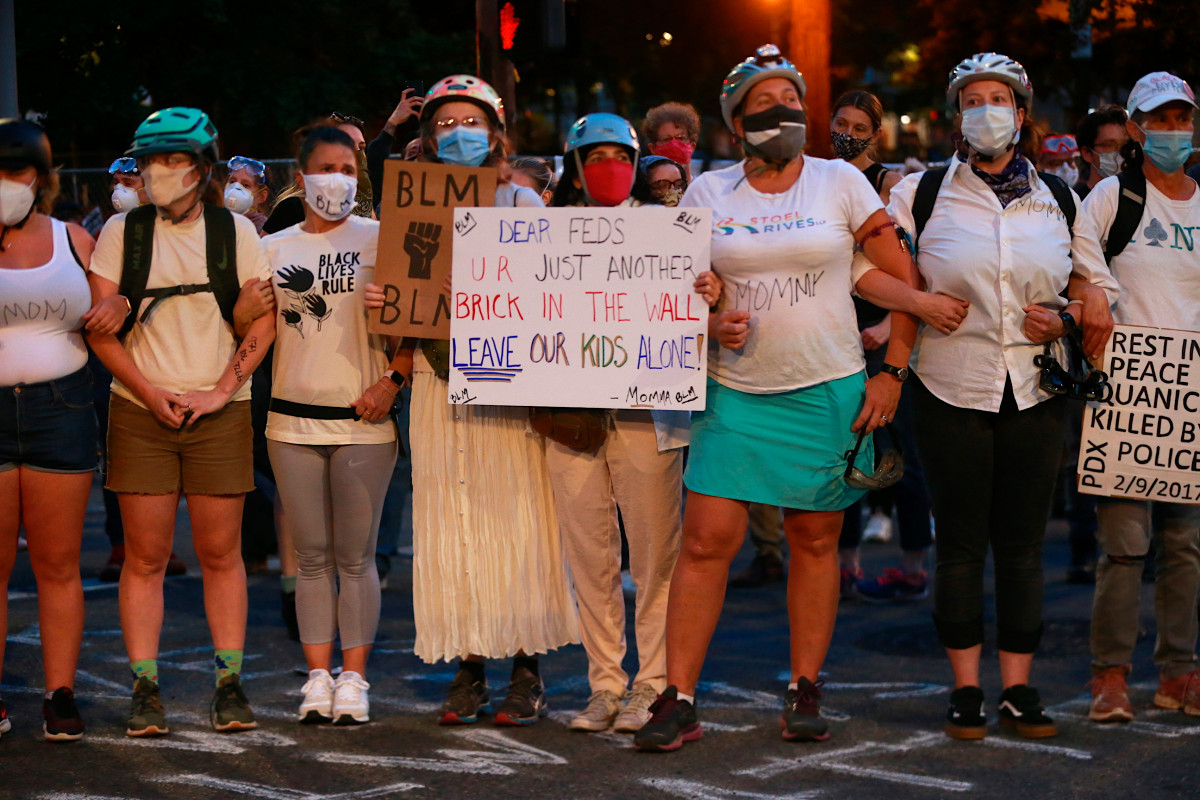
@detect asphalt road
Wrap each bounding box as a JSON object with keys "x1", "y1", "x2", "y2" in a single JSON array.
[{"x1": 3, "y1": 480, "x2": 1197, "y2": 800}]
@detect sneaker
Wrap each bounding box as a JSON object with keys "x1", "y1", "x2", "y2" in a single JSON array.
[
  {"x1": 43, "y1": 686, "x2": 85, "y2": 741},
  {"x1": 862, "y1": 511, "x2": 893, "y2": 543},
  {"x1": 165, "y1": 551, "x2": 187, "y2": 577},
  {"x1": 570, "y1": 689, "x2": 622, "y2": 732},
  {"x1": 99, "y1": 545, "x2": 125, "y2": 583},
  {"x1": 729, "y1": 553, "x2": 785, "y2": 588},
  {"x1": 1089, "y1": 666, "x2": 1133, "y2": 723},
  {"x1": 298, "y1": 669, "x2": 334, "y2": 724},
  {"x1": 998, "y1": 684, "x2": 1057, "y2": 738},
  {"x1": 281, "y1": 590, "x2": 300, "y2": 642},
  {"x1": 839, "y1": 566, "x2": 863, "y2": 600},
  {"x1": 0, "y1": 700, "x2": 11, "y2": 738},
  {"x1": 613, "y1": 683, "x2": 660, "y2": 733},
  {"x1": 944, "y1": 686, "x2": 986, "y2": 740},
  {"x1": 439, "y1": 668, "x2": 491, "y2": 725},
  {"x1": 126, "y1": 677, "x2": 169, "y2": 737},
  {"x1": 781, "y1": 677, "x2": 830, "y2": 741},
  {"x1": 332, "y1": 671, "x2": 370, "y2": 725},
  {"x1": 494, "y1": 667, "x2": 547, "y2": 726},
  {"x1": 211, "y1": 674, "x2": 257, "y2": 732},
  {"x1": 1154, "y1": 669, "x2": 1200, "y2": 716},
  {"x1": 854, "y1": 568, "x2": 928, "y2": 603},
  {"x1": 634, "y1": 686, "x2": 702, "y2": 752}
]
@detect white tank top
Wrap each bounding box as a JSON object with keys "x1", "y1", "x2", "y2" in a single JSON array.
[{"x1": 0, "y1": 218, "x2": 91, "y2": 385}]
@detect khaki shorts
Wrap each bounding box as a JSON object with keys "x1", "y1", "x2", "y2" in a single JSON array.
[{"x1": 106, "y1": 394, "x2": 254, "y2": 495}]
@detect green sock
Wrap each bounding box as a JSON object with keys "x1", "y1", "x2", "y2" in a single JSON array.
[
  {"x1": 130, "y1": 659, "x2": 158, "y2": 685},
  {"x1": 281, "y1": 575, "x2": 297, "y2": 594},
  {"x1": 213, "y1": 649, "x2": 244, "y2": 686}
]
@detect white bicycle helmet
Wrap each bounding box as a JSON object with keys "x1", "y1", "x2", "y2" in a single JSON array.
[
  {"x1": 946, "y1": 52, "x2": 1033, "y2": 110},
  {"x1": 719, "y1": 44, "x2": 806, "y2": 132}
]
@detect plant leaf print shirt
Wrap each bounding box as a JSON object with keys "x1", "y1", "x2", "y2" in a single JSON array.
[{"x1": 679, "y1": 157, "x2": 884, "y2": 394}]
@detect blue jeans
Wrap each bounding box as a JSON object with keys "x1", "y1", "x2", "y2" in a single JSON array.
[{"x1": 0, "y1": 365, "x2": 97, "y2": 473}]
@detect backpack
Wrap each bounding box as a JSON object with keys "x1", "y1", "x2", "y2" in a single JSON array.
[{"x1": 117, "y1": 204, "x2": 240, "y2": 340}]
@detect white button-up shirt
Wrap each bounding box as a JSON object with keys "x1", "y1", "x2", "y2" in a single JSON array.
[{"x1": 886, "y1": 157, "x2": 1118, "y2": 412}]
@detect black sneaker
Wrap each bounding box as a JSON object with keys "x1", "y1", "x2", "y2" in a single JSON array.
[
  {"x1": 439, "y1": 668, "x2": 491, "y2": 725},
  {"x1": 781, "y1": 678, "x2": 829, "y2": 742},
  {"x1": 998, "y1": 684, "x2": 1057, "y2": 738},
  {"x1": 944, "y1": 686, "x2": 986, "y2": 740},
  {"x1": 493, "y1": 667, "x2": 547, "y2": 726},
  {"x1": 0, "y1": 699, "x2": 11, "y2": 739},
  {"x1": 211, "y1": 674, "x2": 258, "y2": 732},
  {"x1": 729, "y1": 553, "x2": 786, "y2": 588},
  {"x1": 634, "y1": 686, "x2": 702, "y2": 752},
  {"x1": 127, "y1": 677, "x2": 169, "y2": 738},
  {"x1": 43, "y1": 686, "x2": 85, "y2": 741}
]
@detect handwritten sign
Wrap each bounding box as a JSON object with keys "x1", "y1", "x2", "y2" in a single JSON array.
[
  {"x1": 446, "y1": 206, "x2": 712, "y2": 409},
  {"x1": 369, "y1": 160, "x2": 497, "y2": 338},
  {"x1": 1078, "y1": 323, "x2": 1200, "y2": 504}
]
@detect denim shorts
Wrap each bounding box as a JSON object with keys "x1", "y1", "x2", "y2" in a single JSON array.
[{"x1": 0, "y1": 365, "x2": 99, "y2": 474}]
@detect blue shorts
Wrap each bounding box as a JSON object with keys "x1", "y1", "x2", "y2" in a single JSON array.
[{"x1": 0, "y1": 365, "x2": 99, "y2": 474}]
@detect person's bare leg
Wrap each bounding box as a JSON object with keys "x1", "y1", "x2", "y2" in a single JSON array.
[
  {"x1": 342, "y1": 644, "x2": 372, "y2": 677},
  {"x1": 118, "y1": 493, "x2": 179, "y2": 661},
  {"x1": 0, "y1": 469, "x2": 20, "y2": 686},
  {"x1": 999, "y1": 651, "x2": 1033, "y2": 689},
  {"x1": 303, "y1": 642, "x2": 335, "y2": 673},
  {"x1": 784, "y1": 509, "x2": 844, "y2": 683},
  {"x1": 185, "y1": 494, "x2": 248, "y2": 651},
  {"x1": 946, "y1": 645, "x2": 983, "y2": 688}
]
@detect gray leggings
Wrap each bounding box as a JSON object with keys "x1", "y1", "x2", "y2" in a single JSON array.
[{"x1": 268, "y1": 439, "x2": 398, "y2": 649}]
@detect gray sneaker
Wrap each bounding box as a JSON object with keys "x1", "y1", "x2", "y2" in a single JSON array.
[
  {"x1": 569, "y1": 689, "x2": 623, "y2": 732},
  {"x1": 211, "y1": 674, "x2": 257, "y2": 732},
  {"x1": 126, "y1": 677, "x2": 168, "y2": 738},
  {"x1": 613, "y1": 684, "x2": 659, "y2": 732}
]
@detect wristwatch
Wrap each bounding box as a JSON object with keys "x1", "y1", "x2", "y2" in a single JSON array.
[
  {"x1": 381, "y1": 370, "x2": 402, "y2": 389},
  {"x1": 880, "y1": 363, "x2": 910, "y2": 382}
]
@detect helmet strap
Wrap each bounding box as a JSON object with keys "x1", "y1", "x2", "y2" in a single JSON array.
[{"x1": 574, "y1": 149, "x2": 601, "y2": 207}]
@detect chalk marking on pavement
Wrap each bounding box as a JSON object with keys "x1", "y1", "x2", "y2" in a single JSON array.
[
  {"x1": 7, "y1": 574, "x2": 193, "y2": 602},
  {"x1": 35, "y1": 794, "x2": 140, "y2": 800},
  {"x1": 310, "y1": 728, "x2": 567, "y2": 776},
  {"x1": 154, "y1": 774, "x2": 422, "y2": 799},
  {"x1": 817, "y1": 680, "x2": 947, "y2": 699},
  {"x1": 1053, "y1": 709, "x2": 1200, "y2": 738},
  {"x1": 5, "y1": 624, "x2": 42, "y2": 645},
  {"x1": 980, "y1": 737, "x2": 1092, "y2": 760},
  {"x1": 698, "y1": 681, "x2": 850, "y2": 720},
  {"x1": 75, "y1": 668, "x2": 130, "y2": 692},
  {"x1": 641, "y1": 777, "x2": 823, "y2": 799},
  {"x1": 1, "y1": 682, "x2": 125, "y2": 700},
  {"x1": 90, "y1": 727, "x2": 297, "y2": 754}
]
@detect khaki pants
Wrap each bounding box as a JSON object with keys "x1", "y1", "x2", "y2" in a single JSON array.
[{"x1": 546, "y1": 410, "x2": 682, "y2": 696}]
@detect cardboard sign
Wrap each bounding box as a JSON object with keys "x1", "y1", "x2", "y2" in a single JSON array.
[
  {"x1": 1078, "y1": 323, "x2": 1200, "y2": 504},
  {"x1": 446, "y1": 206, "x2": 712, "y2": 409},
  {"x1": 369, "y1": 160, "x2": 497, "y2": 338}
]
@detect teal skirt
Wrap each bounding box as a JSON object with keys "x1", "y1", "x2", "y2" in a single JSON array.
[{"x1": 685, "y1": 373, "x2": 873, "y2": 511}]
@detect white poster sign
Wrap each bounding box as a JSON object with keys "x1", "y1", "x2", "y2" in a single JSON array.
[
  {"x1": 446, "y1": 206, "x2": 712, "y2": 409},
  {"x1": 1078, "y1": 323, "x2": 1200, "y2": 504}
]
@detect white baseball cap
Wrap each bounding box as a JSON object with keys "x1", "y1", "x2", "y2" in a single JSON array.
[{"x1": 1127, "y1": 72, "x2": 1197, "y2": 115}]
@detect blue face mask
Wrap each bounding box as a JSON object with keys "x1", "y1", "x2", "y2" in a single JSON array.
[
  {"x1": 1139, "y1": 126, "x2": 1194, "y2": 174},
  {"x1": 436, "y1": 127, "x2": 491, "y2": 167}
]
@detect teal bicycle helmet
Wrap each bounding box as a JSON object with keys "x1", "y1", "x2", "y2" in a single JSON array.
[
  {"x1": 126, "y1": 107, "x2": 220, "y2": 162},
  {"x1": 564, "y1": 113, "x2": 640, "y2": 159},
  {"x1": 719, "y1": 44, "x2": 806, "y2": 132}
]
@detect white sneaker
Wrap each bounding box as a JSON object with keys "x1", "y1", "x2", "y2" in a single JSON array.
[
  {"x1": 862, "y1": 512, "x2": 893, "y2": 543},
  {"x1": 332, "y1": 671, "x2": 370, "y2": 725},
  {"x1": 569, "y1": 689, "x2": 623, "y2": 731},
  {"x1": 299, "y1": 669, "x2": 334, "y2": 724},
  {"x1": 613, "y1": 683, "x2": 659, "y2": 733}
]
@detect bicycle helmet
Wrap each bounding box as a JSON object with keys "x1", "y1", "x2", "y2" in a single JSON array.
[
  {"x1": 946, "y1": 53, "x2": 1033, "y2": 110},
  {"x1": 126, "y1": 107, "x2": 219, "y2": 162},
  {"x1": 0, "y1": 119, "x2": 52, "y2": 173},
  {"x1": 719, "y1": 44, "x2": 806, "y2": 132},
  {"x1": 564, "y1": 113, "x2": 640, "y2": 159},
  {"x1": 421, "y1": 75, "x2": 506, "y2": 131}
]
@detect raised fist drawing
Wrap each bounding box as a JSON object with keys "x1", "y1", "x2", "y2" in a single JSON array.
[{"x1": 404, "y1": 221, "x2": 443, "y2": 279}]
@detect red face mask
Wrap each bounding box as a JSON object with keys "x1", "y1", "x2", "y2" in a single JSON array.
[
  {"x1": 653, "y1": 138, "x2": 695, "y2": 166},
  {"x1": 581, "y1": 159, "x2": 635, "y2": 206}
]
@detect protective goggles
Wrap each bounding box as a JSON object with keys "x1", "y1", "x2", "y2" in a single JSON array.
[
  {"x1": 843, "y1": 425, "x2": 905, "y2": 491},
  {"x1": 108, "y1": 157, "x2": 139, "y2": 175},
  {"x1": 1041, "y1": 135, "x2": 1078, "y2": 157},
  {"x1": 227, "y1": 156, "x2": 267, "y2": 182},
  {"x1": 1034, "y1": 346, "x2": 1112, "y2": 402}
]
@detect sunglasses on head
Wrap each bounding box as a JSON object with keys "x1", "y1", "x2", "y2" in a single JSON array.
[
  {"x1": 227, "y1": 156, "x2": 267, "y2": 182},
  {"x1": 329, "y1": 111, "x2": 365, "y2": 129},
  {"x1": 108, "y1": 157, "x2": 139, "y2": 175},
  {"x1": 843, "y1": 424, "x2": 905, "y2": 491}
]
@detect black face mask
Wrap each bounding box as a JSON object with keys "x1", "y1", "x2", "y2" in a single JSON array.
[
  {"x1": 740, "y1": 104, "x2": 807, "y2": 164},
  {"x1": 831, "y1": 131, "x2": 872, "y2": 161}
]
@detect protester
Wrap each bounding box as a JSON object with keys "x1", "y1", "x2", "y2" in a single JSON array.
[
  {"x1": 634, "y1": 45, "x2": 968, "y2": 752},
  {"x1": 643, "y1": 102, "x2": 700, "y2": 180},
  {"x1": 1084, "y1": 72, "x2": 1200, "y2": 724},
  {"x1": 366, "y1": 89, "x2": 424, "y2": 205},
  {"x1": 87, "y1": 107, "x2": 275, "y2": 736},
  {"x1": 1075, "y1": 105, "x2": 1129, "y2": 199},
  {"x1": 509, "y1": 155, "x2": 556, "y2": 205},
  {"x1": 1038, "y1": 134, "x2": 1080, "y2": 189},
  {"x1": 886, "y1": 53, "x2": 1116, "y2": 740},
  {"x1": 639, "y1": 154, "x2": 688, "y2": 207},
  {"x1": 224, "y1": 156, "x2": 273, "y2": 235}
]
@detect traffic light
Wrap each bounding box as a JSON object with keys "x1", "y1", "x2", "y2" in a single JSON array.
[{"x1": 499, "y1": 0, "x2": 566, "y2": 63}]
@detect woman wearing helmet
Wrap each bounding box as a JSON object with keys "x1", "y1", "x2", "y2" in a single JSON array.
[
  {"x1": 367, "y1": 75, "x2": 578, "y2": 727},
  {"x1": 541, "y1": 113, "x2": 716, "y2": 735},
  {"x1": 87, "y1": 107, "x2": 276, "y2": 737},
  {"x1": 633, "y1": 45, "x2": 967, "y2": 753},
  {"x1": 886, "y1": 54, "x2": 1115, "y2": 740}
]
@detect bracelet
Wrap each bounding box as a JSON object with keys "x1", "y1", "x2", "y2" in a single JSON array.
[
  {"x1": 119, "y1": 295, "x2": 132, "y2": 315},
  {"x1": 858, "y1": 221, "x2": 896, "y2": 244}
]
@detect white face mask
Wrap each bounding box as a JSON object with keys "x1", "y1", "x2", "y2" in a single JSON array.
[
  {"x1": 142, "y1": 162, "x2": 197, "y2": 207},
  {"x1": 0, "y1": 175, "x2": 37, "y2": 226},
  {"x1": 1094, "y1": 151, "x2": 1123, "y2": 180},
  {"x1": 960, "y1": 104, "x2": 1019, "y2": 157},
  {"x1": 1047, "y1": 163, "x2": 1079, "y2": 186},
  {"x1": 224, "y1": 182, "x2": 254, "y2": 215},
  {"x1": 301, "y1": 172, "x2": 357, "y2": 221},
  {"x1": 111, "y1": 184, "x2": 143, "y2": 213}
]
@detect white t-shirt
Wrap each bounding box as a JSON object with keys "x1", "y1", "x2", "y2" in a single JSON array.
[
  {"x1": 264, "y1": 215, "x2": 395, "y2": 445},
  {"x1": 1082, "y1": 175, "x2": 1200, "y2": 330},
  {"x1": 90, "y1": 209, "x2": 271, "y2": 407},
  {"x1": 680, "y1": 157, "x2": 883, "y2": 393}
]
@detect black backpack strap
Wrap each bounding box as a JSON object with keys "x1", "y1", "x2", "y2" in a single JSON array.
[
  {"x1": 910, "y1": 166, "x2": 948, "y2": 249},
  {"x1": 1037, "y1": 171, "x2": 1076, "y2": 238},
  {"x1": 117, "y1": 205, "x2": 158, "y2": 340},
  {"x1": 203, "y1": 205, "x2": 240, "y2": 333},
  {"x1": 1103, "y1": 169, "x2": 1147, "y2": 264}
]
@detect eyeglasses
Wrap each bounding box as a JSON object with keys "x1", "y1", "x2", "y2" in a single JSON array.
[
  {"x1": 843, "y1": 425, "x2": 905, "y2": 491},
  {"x1": 140, "y1": 153, "x2": 194, "y2": 168},
  {"x1": 650, "y1": 179, "x2": 687, "y2": 193},
  {"x1": 108, "y1": 157, "x2": 139, "y2": 175},
  {"x1": 655, "y1": 135, "x2": 690, "y2": 145},
  {"x1": 329, "y1": 111, "x2": 365, "y2": 129},
  {"x1": 435, "y1": 115, "x2": 488, "y2": 130},
  {"x1": 228, "y1": 156, "x2": 267, "y2": 183}
]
